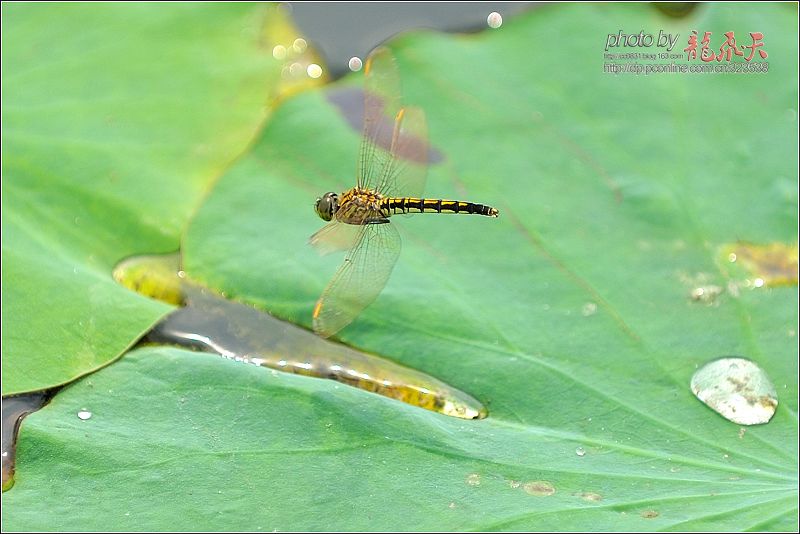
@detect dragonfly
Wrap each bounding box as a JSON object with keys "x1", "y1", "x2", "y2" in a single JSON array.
[{"x1": 310, "y1": 47, "x2": 499, "y2": 338}]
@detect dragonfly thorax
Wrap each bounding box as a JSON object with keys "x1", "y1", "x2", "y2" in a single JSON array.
[
  {"x1": 336, "y1": 187, "x2": 385, "y2": 224},
  {"x1": 315, "y1": 192, "x2": 339, "y2": 221}
]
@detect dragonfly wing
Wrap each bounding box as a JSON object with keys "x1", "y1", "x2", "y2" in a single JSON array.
[
  {"x1": 309, "y1": 220, "x2": 362, "y2": 256},
  {"x1": 313, "y1": 222, "x2": 401, "y2": 338},
  {"x1": 377, "y1": 105, "x2": 428, "y2": 199},
  {"x1": 358, "y1": 47, "x2": 401, "y2": 193},
  {"x1": 357, "y1": 48, "x2": 429, "y2": 199}
]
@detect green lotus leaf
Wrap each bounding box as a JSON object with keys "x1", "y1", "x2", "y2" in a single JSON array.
[
  {"x1": 2, "y1": 3, "x2": 315, "y2": 394},
  {"x1": 3, "y1": 3, "x2": 797, "y2": 531}
]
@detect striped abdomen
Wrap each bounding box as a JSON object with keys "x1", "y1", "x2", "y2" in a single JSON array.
[{"x1": 381, "y1": 198, "x2": 499, "y2": 217}]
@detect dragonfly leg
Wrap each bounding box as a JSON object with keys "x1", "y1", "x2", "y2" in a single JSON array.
[{"x1": 364, "y1": 217, "x2": 390, "y2": 224}]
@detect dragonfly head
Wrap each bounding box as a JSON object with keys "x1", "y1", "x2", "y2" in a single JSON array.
[{"x1": 314, "y1": 192, "x2": 339, "y2": 221}]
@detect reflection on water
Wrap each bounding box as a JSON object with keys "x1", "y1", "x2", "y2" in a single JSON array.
[
  {"x1": 115, "y1": 253, "x2": 487, "y2": 420},
  {"x1": 2, "y1": 392, "x2": 52, "y2": 491}
]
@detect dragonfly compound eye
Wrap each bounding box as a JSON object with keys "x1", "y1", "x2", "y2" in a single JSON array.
[{"x1": 314, "y1": 192, "x2": 339, "y2": 221}]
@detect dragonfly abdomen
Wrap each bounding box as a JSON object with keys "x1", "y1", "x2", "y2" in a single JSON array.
[{"x1": 382, "y1": 198, "x2": 499, "y2": 217}]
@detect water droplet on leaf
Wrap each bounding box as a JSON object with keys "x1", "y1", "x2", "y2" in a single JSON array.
[
  {"x1": 348, "y1": 56, "x2": 362, "y2": 71},
  {"x1": 691, "y1": 357, "x2": 778, "y2": 425},
  {"x1": 487, "y1": 12, "x2": 503, "y2": 28}
]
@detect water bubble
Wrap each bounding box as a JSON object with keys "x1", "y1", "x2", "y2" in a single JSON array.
[
  {"x1": 575, "y1": 446, "x2": 586, "y2": 457},
  {"x1": 348, "y1": 56, "x2": 363, "y2": 72},
  {"x1": 465, "y1": 473, "x2": 481, "y2": 486},
  {"x1": 288, "y1": 62, "x2": 304, "y2": 77},
  {"x1": 487, "y1": 11, "x2": 503, "y2": 28},
  {"x1": 690, "y1": 285, "x2": 723, "y2": 305},
  {"x1": 272, "y1": 45, "x2": 287, "y2": 61},
  {"x1": 292, "y1": 38, "x2": 307, "y2": 54},
  {"x1": 728, "y1": 252, "x2": 737, "y2": 262},
  {"x1": 523, "y1": 480, "x2": 555, "y2": 496},
  {"x1": 77, "y1": 410, "x2": 92, "y2": 420},
  {"x1": 690, "y1": 357, "x2": 778, "y2": 425},
  {"x1": 307, "y1": 63, "x2": 323, "y2": 79}
]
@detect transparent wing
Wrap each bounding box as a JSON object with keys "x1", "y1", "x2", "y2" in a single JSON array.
[
  {"x1": 358, "y1": 47, "x2": 428, "y2": 198},
  {"x1": 313, "y1": 222, "x2": 401, "y2": 338},
  {"x1": 358, "y1": 47, "x2": 401, "y2": 192},
  {"x1": 377, "y1": 105, "x2": 428, "y2": 199},
  {"x1": 309, "y1": 220, "x2": 363, "y2": 256}
]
